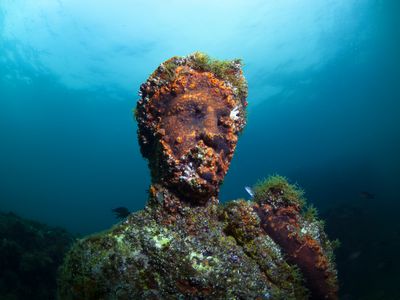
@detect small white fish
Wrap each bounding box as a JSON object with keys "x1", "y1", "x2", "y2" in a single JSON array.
[
  {"x1": 230, "y1": 106, "x2": 240, "y2": 121},
  {"x1": 245, "y1": 186, "x2": 254, "y2": 198}
]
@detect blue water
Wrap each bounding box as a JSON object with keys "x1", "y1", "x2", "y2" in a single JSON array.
[
  {"x1": 1, "y1": 1, "x2": 399, "y2": 297},
  {"x1": 1, "y1": 0, "x2": 398, "y2": 231},
  {"x1": 1, "y1": 0, "x2": 399, "y2": 227}
]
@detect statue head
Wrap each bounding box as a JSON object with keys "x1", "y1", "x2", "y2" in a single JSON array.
[{"x1": 136, "y1": 53, "x2": 247, "y2": 204}]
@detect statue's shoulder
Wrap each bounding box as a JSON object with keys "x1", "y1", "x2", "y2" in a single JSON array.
[{"x1": 57, "y1": 209, "x2": 155, "y2": 299}]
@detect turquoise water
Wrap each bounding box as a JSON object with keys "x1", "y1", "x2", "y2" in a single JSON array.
[{"x1": 1, "y1": 1, "x2": 399, "y2": 298}]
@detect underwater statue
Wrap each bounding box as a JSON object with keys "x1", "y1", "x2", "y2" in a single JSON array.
[{"x1": 58, "y1": 52, "x2": 338, "y2": 299}]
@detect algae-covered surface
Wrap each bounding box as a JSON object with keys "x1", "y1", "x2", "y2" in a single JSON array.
[
  {"x1": 59, "y1": 200, "x2": 304, "y2": 299},
  {"x1": 58, "y1": 54, "x2": 337, "y2": 299}
]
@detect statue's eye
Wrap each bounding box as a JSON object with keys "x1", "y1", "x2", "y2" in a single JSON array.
[
  {"x1": 188, "y1": 103, "x2": 205, "y2": 118},
  {"x1": 194, "y1": 107, "x2": 203, "y2": 115}
]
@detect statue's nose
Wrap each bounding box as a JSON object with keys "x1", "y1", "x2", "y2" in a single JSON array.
[{"x1": 202, "y1": 106, "x2": 216, "y2": 132}]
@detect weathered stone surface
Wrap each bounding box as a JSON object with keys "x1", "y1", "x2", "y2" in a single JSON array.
[{"x1": 58, "y1": 53, "x2": 337, "y2": 300}]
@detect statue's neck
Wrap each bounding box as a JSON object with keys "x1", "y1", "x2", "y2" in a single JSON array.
[{"x1": 146, "y1": 183, "x2": 219, "y2": 217}]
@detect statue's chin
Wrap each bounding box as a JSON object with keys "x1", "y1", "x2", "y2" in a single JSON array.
[{"x1": 158, "y1": 143, "x2": 226, "y2": 203}]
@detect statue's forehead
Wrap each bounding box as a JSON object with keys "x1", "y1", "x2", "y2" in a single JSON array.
[{"x1": 164, "y1": 91, "x2": 230, "y2": 113}]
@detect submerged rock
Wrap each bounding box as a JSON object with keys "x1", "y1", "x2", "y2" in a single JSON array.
[
  {"x1": 0, "y1": 211, "x2": 75, "y2": 300},
  {"x1": 58, "y1": 53, "x2": 338, "y2": 299}
]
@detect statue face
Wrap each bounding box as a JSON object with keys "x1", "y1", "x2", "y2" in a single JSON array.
[
  {"x1": 137, "y1": 64, "x2": 246, "y2": 204},
  {"x1": 161, "y1": 88, "x2": 234, "y2": 198}
]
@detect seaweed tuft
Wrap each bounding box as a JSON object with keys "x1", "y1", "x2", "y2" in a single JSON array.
[
  {"x1": 188, "y1": 52, "x2": 248, "y2": 101},
  {"x1": 253, "y1": 174, "x2": 306, "y2": 208}
]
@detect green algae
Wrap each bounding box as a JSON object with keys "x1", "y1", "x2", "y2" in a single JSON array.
[
  {"x1": 302, "y1": 203, "x2": 319, "y2": 222},
  {"x1": 189, "y1": 51, "x2": 248, "y2": 100},
  {"x1": 152, "y1": 52, "x2": 248, "y2": 102},
  {"x1": 58, "y1": 204, "x2": 306, "y2": 299},
  {"x1": 253, "y1": 174, "x2": 306, "y2": 207},
  {"x1": 220, "y1": 199, "x2": 308, "y2": 299}
]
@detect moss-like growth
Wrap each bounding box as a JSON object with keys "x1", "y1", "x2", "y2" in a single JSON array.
[
  {"x1": 162, "y1": 59, "x2": 179, "y2": 82},
  {"x1": 189, "y1": 52, "x2": 248, "y2": 100},
  {"x1": 58, "y1": 206, "x2": 305, "y2": 299},
  {"x1": 190, "y1": 52, "x2": 241, "y2": 76},
  {"x1": 302, "y1": 204, "x2": 319, "y2": 222},
  {"x1": 220, "y1": 200, "x2": 309, "y2": 299},
  {"x1": 148, "y1": 52, "x2": 247, "y2": 102},
  {"x1": 329, "y1": 238, "x2": 341, "y2": 250},
  {"x1": 220, "y1": 199, "x2": 261, "y2": 245},
  {"x1": 253, "y1": 175, "x2": 305, "y2": 208}
]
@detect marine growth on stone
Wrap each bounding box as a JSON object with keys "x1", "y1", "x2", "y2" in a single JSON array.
[{"x1": 58, "y1": 52, "x2": 338, "y2": 300}]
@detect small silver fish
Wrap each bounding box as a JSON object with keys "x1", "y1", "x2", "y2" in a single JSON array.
[{"x1": 245, "y1": 186, "x2": 254, "y2": 198}]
